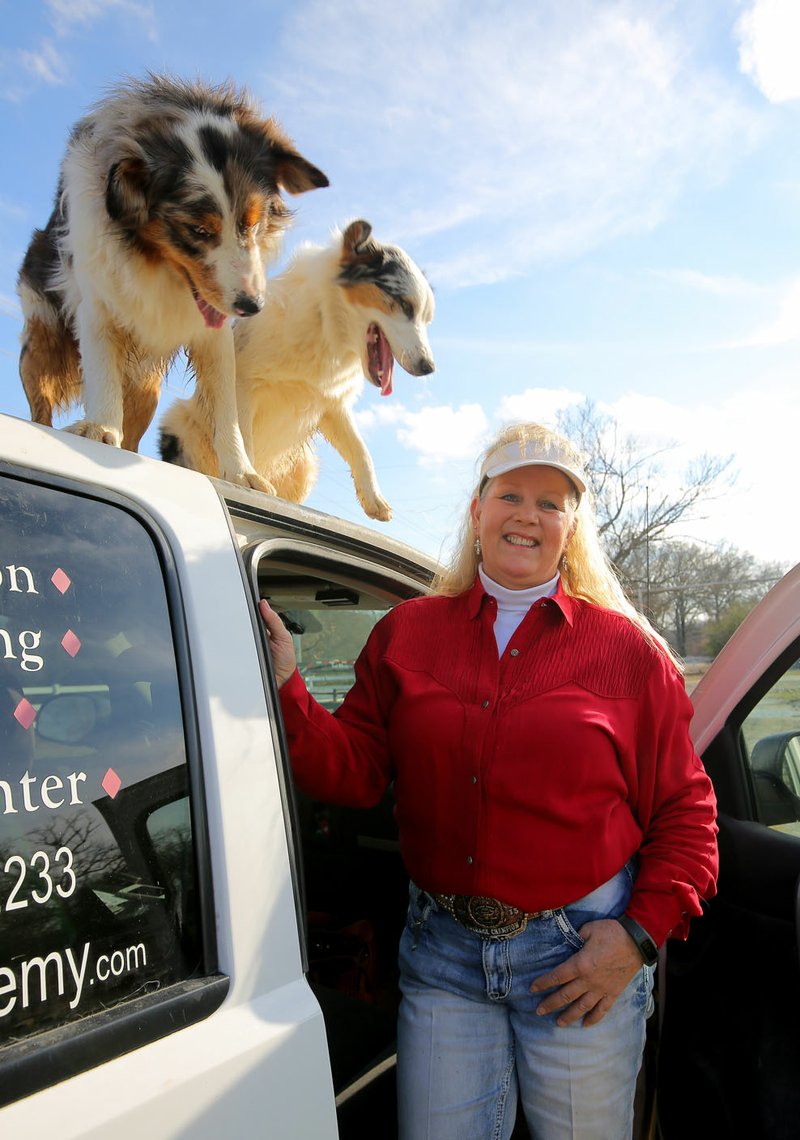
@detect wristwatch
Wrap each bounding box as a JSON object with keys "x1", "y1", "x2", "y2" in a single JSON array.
[{"x1": 616, "y1": 914, "x2": 659, "y2": 966}]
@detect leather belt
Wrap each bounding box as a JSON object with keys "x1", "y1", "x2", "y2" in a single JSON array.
[{"x1": 431, "y1": 893, "x2": 552, "y2": 941}]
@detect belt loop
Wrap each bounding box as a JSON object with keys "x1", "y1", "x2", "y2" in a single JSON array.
[{"x1": 409, "y1": 883, "x2": 431, "y2": 950}]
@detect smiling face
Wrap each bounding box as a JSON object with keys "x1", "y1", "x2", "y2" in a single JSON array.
[{"x1": 470, "y1": 464, "x2": 579, "y2": 590}]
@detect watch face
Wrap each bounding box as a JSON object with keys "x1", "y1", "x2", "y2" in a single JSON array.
[
  {"x1": 618, "y1": 915, "x2": 658, "y2": 964},
  {"x1": 641, "y1": 939, "x2": 658, "y2": 965}
]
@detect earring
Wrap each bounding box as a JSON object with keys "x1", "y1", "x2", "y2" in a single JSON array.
[
  {"x1": 474, "y1": 536, "x2": 482, "y2": 557},
  {"x1": 560, "y1": 552, "x2": 569, "y2": 572}
]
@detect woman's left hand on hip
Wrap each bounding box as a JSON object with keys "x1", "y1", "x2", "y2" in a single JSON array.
[{"x1": 529, "y1": 918, "x2": 643, "y2": 1028}]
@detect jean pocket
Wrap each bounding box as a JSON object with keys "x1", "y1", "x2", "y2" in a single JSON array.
[
  {"x1": 553, "y1": 908, "x2": 587, "y2": 949},
  {"x1": 557, "y1": 865, "x2": 634, "y2": 944}
]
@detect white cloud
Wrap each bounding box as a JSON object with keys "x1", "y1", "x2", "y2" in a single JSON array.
[
  {"x1": 18, "y1": 40, "x2": 67, "y2": 86},
  {"x1": 273, "y1": 1, "x2": 764, "y2": 287},
  {"x1": 0, "y1": 197, "x2": 29, "y2": 223},
  {"x1": 4, "y1": 0, "x2": 158, "y2": 99},
  {"x1": 45, "y1": 0, "x2": 156, "y2": 35},
  {"x1": 649, "y1": 268, "x2": 755, "y2": 296},
  {"x1": 398, "y1": 405, "x2": 489, "y2": 464},
  {"x1": 358, "y1": 402, "x2": 489, "y2": 464},
  {"x1": 737, "y1": 0, "x2": 800, "y2": 103},
  {"x1": 494, "y1": 388, "x2": 586, "y2": 428},
  {"x1": 355, "y1": 399, "x2": 489, "y2": 473},
  {"x1": 0, "y1": 294, "x2": 21, "y2": 319},
  {"x1": 726, "y1": 277, "x2": 800, "y2": 346},
  {"x1": 608, "y1": 392, "x2": 714, "y2": 461}
]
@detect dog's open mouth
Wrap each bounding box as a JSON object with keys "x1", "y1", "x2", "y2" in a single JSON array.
[
  {"x1": 192, "y1": 289, "x2": 227, "y2": 330},
  {"x1": 367, "y1": 323, "x2": 395, "y2": 396}
]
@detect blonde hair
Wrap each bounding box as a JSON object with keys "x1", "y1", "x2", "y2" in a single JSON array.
[{"x1": 431, "y1": 421, "x2": 682, "y2": 670}]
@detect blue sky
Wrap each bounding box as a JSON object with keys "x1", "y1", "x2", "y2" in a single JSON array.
[{"x1": 1, "y1": 0, "x2": 799, "y2": 568}]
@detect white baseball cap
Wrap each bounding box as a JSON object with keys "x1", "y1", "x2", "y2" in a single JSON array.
[{"x1": 479, "y1": 439, "x2": 587, "y2": 497}]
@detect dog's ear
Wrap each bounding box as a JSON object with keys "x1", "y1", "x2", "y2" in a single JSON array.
[
  {"x1": 342, "y1": 220, "x2": 383, "y2": 267},
  {"x1": 272, "y1": 145, "x2": 329, "y2": 195},
  {"x1": 249, "y1": 116, "x2": 328, "y2": 194},
  {"x1": 106, "y1": 157, "x2": 150, "y2": 227}
]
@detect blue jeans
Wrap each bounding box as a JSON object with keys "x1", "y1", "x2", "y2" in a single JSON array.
[{"x1": 396, "y1": 866, "x2": 654, "y2": 1140}]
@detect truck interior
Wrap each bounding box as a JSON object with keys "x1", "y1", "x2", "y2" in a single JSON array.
[{"x1": 252, "y1": 554, "x2": 415, "y2": 1139}]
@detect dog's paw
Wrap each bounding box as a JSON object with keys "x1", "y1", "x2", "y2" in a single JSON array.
[
  {"x1": 222, "y1": 466, "x2": 276, "y2": 495},
  {"x1": 245, "y1": 471, "x2": 277, "y2": 495},
  {"x1": 65, "y1": 420, "x2": 122, "y2": 447},
  {"x1": 362, "y1": 495, "x2": 393, "y2": 522}
]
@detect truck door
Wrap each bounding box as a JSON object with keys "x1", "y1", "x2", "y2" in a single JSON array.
[
  {"x1": 658, "y1": 633, "x2": 800, "y2": 1140},
  {"x1": 240, "y1": 535, "x2": 433, "y2": 1140}
]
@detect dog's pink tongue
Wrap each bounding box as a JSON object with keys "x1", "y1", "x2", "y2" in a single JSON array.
[
  {"x1": 195, "y1": 294, "x2": 227, "y2": 330},
  {"x1": 379, "y1": 338, "x2": 394, "y2": 397},
  {"x1": 368, "y1": 323, "x2": 394, "y2": 396}
]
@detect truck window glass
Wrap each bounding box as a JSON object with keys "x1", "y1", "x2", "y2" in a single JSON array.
[
  {"x1": 259, "y1": 566, "x2": 404, "y2": 1012},
  {"x1": 741, "y1": 655, "x2": 800, "y2": 833},
  {"x1": 262, "y1": 577, "x2": 392, "y2": 712},
  {"x1": 0, "y1": 476, "x2": 201, "y2": 1046}
]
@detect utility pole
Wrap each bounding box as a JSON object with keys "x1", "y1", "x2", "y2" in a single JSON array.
[{"x1": 645, "y1": 484, "x2": 650, "y2": 615}]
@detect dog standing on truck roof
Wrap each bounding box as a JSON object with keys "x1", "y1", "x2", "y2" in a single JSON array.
[
  {"x1": 16, "y1": 72, "x2": 329, "y2": 491},
  {"x1": 158, "y1": 219, "x2": 435, "y2": 521}
]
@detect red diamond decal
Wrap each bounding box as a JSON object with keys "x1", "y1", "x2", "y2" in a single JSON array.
[
  {"x1": 51, "y1": 568, "x2": 72, "y2": 594},
  {"x1": 14, "y1": 698, "x2": 36, "y2": 730},
  {"x1": 61, "y1": 629, "x2": 81, "y2": 657},
  {"x1": 102, "y1": 768, "x2": 122, "y2": 799}
]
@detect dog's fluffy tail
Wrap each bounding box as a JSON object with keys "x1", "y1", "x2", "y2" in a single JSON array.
[
  {"x1": 158, "y1": 428, "x2": 185, "y2": 466},
  {"x1": 17, "y1": 250, "x2": 82, "y2": 427},
  {"x1": 158, "y1": 398, "x2": 220, "y2": 477}
]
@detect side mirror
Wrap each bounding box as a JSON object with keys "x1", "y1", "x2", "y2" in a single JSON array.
[
  {"x1": 36, "y1": 693, "x2": 98, "y2": 744},
  {"x1": 750, "y1": 731, "x2": 800, "y2": 827}
]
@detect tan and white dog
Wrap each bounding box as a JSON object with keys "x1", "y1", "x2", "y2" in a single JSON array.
[
  {"x1": 158, "y1": 219, "x2": 435, "y2": 520},
  {"x1": 16, "y1": 73, "x2": 328, "y2": 489}
]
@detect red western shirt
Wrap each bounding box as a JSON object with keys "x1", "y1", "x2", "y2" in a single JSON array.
[{"x1": 279, "y1": 577, "x2": 719, "y2": 947}]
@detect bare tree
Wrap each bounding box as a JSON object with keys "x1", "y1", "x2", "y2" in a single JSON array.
[
  {"x1": 638, "y1": 543, "x2": 712, "y2": 654},
  {"x1": 623, "y1": 540, "x2": 786, "y2": 655},
  {"x1": 557, "y1": 399, "x2": 735, "y2": 570},
  {"x1": 553, "y1": 400, "x2": 790, "y2": 655}
]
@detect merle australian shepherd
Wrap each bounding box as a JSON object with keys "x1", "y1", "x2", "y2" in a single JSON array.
[
  {"x1": 158, "y1": 220, "x2": 435, "y2": 521},
  {"x1": 16, "y1": 73, "x2": 328, "y2": 489}
]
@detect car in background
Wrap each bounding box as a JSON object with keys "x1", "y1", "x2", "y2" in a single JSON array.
[{"x1": 299, "y1": 660, "x2": 357, "y2": 710}]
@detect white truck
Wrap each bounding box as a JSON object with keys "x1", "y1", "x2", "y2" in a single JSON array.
[{"x1": 0, "y1": 411, "x2": 798, "y2": 1139}]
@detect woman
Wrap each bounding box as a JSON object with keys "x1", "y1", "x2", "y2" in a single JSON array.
[{"x1": 260, "y1": 421, "x2": 718, "y2": 1139}]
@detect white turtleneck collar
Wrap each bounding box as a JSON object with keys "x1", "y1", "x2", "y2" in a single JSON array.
[{"x1": 478, "y1": 565, "x2": 560, "y2": 655}]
